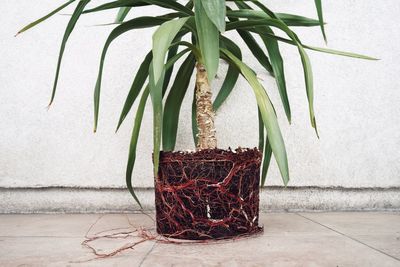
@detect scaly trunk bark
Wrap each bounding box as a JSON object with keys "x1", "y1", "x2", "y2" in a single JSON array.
[{"x1": 195, "y1": 63, "x2": 217, "y2": 150}]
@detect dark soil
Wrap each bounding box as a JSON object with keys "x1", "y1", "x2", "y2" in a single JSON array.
[{"x1": 155, "y1": 148, "x2": 263, "y2": 240}]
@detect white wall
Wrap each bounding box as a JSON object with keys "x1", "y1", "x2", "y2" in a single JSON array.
[{"x1": 1, "y1": 1, "x2": 399, "y2": 211}]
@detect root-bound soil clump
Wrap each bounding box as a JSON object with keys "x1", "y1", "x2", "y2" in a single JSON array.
[{"x1": 155, "y1": 148, "x2": 263, "y2": 240}]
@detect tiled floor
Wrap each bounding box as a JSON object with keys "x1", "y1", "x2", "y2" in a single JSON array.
[{"x1": 0, "y1": 212, "x2": 399, "y2": 266}]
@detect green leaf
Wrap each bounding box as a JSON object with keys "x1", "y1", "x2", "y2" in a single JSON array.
[
  {"x1": 148, "y1": 62, "x2": 165, "y2": 178},
  {"x1": 213, "y1": 37, "x2": 241, "y2": 111},
  {"x1": 115, "y1": 7, "x2": 131, "y2": 23},
  {"x1": 304, "y1": 45, "x2": 378, "y2": 60},
  {"x1": 84, "y1": 1, "x2": 148, "y2": 14},
  {"x1": 258, "y1": 108, "x2": 264, "y2": 152},
  {"x1": 253, "y1": 32, "x2": 378, "y2": 60},
  {"x1": 221, "y1": 48, "x2": 289, "y2": 185},
  {"x1": 260, "y1": 136, "x2": 272, "y2": 186},
  {"x1": 163, "y1": 54, "x2": 196, "y2": 151},
  {"x1": 164, "y1": 48, "x2": 193, "y2": 69},
  {"x1": 258, "y1": 26, "x2": 291, "y2": 123},
  {"x1": 194, "y1": 0, "x2": 220, "y2": 81},
  {"x1": 126, "y1": 86, "x2": 150, "y2": 208},
  {"x1": 232, "y1": 2, "x2": 290, "y2": 122},
  {"x1": 246, "y1": 1, "x2": 275, "y2": 17},
  {"x1": 258, "y1": 107, "x2": 273, "y2": 185},
  {"x1": 126, "y1": 46, "x2": 192, "y2": 205},
  {"x1": 239, "y1": 31, "x2": 274, "y2": 75},
  {"x1": 171, "y1": 41, "x2": 201, "y2": 60},
  {"x1": 116, "y1": 47, "x2": 191, "y2": 133},
  {"x1": 276, "y1": 13, "x2": 321, "y2": 27},
  {"x1": 226, "y1": 9, "x2": 320, "y2": 27},
  {"x1": 48, "y1": 0, "x2": 90, "y2": 107},
  {"x1": 314, "y1": 0, "x2": 327, "y2": 42},
  {"x1": 152, "y1": 18, "x2": 189, "y2": 85},
  {"x1": 93, "y1": 16, "x2": 171, "y2": 132},
  {"x1": 162, "y1": 34, "x2": 183, "y2": 97},
  {"x1": 84, "y1": 0, "x2": 193, "y2": 16},
  {"x1": 116, "y1": 51, "x2": 152, "y2": 132},
  {"x1": 226, "y1": 18, "x2": 318, "y2": 136},
  {"x1": 201, "y1": 0, "x2": 226, "y2": 32},
  {"x1": 228, "y1": 5, "x2": 273, "y2": 75},
  {"x1": 213, "y1": 63, "x2": 239, "y2": 111},
  {"x1": 16, "y1": 0, "x2": 76, "y2": 36},
  {"x1": 150, "y1": 17, "x2": 190, "y2": 177}
]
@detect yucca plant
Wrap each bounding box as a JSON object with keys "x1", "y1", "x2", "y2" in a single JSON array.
[{"x1": 18, "y1": 0, "x2": 375, "y2": 239}]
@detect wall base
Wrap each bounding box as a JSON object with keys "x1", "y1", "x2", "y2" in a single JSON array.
[{"x1": 1, "y1": 186, "x2": 399, "y2": 213}]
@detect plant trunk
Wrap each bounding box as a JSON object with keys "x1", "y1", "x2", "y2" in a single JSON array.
[{"x1": 195, "y1": 63, "x2": 217, "y2": 150}]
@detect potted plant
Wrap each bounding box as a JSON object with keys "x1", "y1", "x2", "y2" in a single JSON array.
[{"x1": 17, "y1": 0, "x2": 375, "y2": 240}]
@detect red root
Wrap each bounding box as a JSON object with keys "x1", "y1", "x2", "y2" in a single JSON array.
[{"x1": 155, "y1": 148, "x2": 263, "y2": 240}]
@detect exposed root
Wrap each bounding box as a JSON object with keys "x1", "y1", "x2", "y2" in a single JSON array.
[
  {"x1": 74, "y1": 209, "x2": 263, "y2": 262},
  {"x1": 155, "y1": 148, "x2": 263, "y2": 239}
]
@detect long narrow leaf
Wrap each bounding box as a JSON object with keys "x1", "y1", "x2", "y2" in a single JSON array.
[
  {"x1": 194, "y1": 0, "x2": 219, "y2": 81},
  {"x1": 233, "y1": 2, "x2": 290, "y2": 122},
  {"x1": 258, "y1": 108, "x2": 264, "y2": 152},
  {"x1": 260, "y1": 136, "x2": 272, "y2": 186},
  {"x1": 149, "y1": 63, "x2": 165, "y2": 177},
  {"x1": 227, "y1": 18, "x2": 318, "y2": 135},
  {"x1": 163, "y1": 54, "x2": 196, "y2": 151},
  {"x1": 84, "y1": 1, "x2": 148, "y2": 14},
  {"x1": 258, "y1": 26, "x2": 291, "y2": 123},
  {"x1": 48, "y1": 0, "x2": 90, "y2": 107},
  {"x1": 116, "y1": 51, "x2": 152, "y2": 132},
  {"x1": 171, "y1": 41, "x2": 201, "y2": 60},
  {"x1": 84, "y1": 0, "x2": 193, "y2": 16},
  {"x1": 162, "y1": 34, "x2": 184, "y2": 97},
  {"x1": 214, "y1": 37, "x2": 241, "y2": 111},
  {"x1": 248, "y1": 1, "x2": 275, "y2": 17},
  {"x1": 152, "y1": 18, "x2": 189, "y2": 84},
  {"x1": 251, "y1": 31, "x2": 378, "y2": 60},
  {"x1": 221, "y1": 48, "x2": 289, "y2": 185},
  {"x1": 126, "y1": 86, "x2": 150, "y2": 208},
  {"x1": 116, "y1": 47, "x2": 191, "y2": 132},
  {"x1": 227, "y1": 10, "x2": 320, "y2": 27},
  {"x1": 228, "y1": 5, "x2": 273, "y2": 75},
  {"x1": 276, "y1": 13, "x2": 320, "y2": 27},
  {"x1": 201, "y1": 0, "x2": 226, "y2": 32},
  {"x1": 16, "y1": 0, "x2": 76, "y2": 36},
  {"x1": 93, "y1": 16, "x2": 171, "y2": 132},
  {"x1": 164, "y1": 48, "x2": 192, "y2": 70},
  {"x1": 150, "y1": 18, "x2": 188, "y2": 177},
  {"x1": 115, "y1": 7, "x2": 131, "y2": 23},
  {"x1": 213, "y1": 64, "x2": 239, "y2": 111},
  {"x1": 314, "y1": 0, "x2": 327, "y2": 42},
  {"x1": 257, "y1": 90, "x2": 273, "y2": 187}
]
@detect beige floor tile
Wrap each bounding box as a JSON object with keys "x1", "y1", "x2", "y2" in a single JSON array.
[
  {"x1": 0, "y1": 236, "x2": 154, "y2": 266},
  {"x1": 0, "y1": 214, "x2": 100, "y2": 237},
  {"x1": 142, "y1": 234, "x2": 400, "y2": 267},
  {"x1": 260, "y1": 213, "x2": 333, "y2": 236},
  {"x1": 0, "y1": 213, "x2": 399, "y2": 266},
  {"x1": 299, "y1": 212, "x2": 400, "y2": 260},
  {"x1": 299, "y1": 212, "x2": 400, "y2": 235},
  {"x1": 350, "y1": 234, "x2": 400, "y2": 259}
]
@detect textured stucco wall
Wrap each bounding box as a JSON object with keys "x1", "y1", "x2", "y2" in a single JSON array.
[{"x1": 1, "y1": 1, "x2": 400, "y2": 211}]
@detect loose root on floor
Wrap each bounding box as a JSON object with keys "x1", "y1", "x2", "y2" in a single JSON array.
[{"x1": 75, "y1": 209, "x2": 263, "y2": 262}]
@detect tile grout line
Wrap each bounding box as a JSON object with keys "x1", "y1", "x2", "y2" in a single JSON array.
[
  {"x1": 138, "y1": 241, "x2": 157, "y2": 267},
  {"x1": 296, "y1": 213, "x2": 400, "y2": 262}
]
